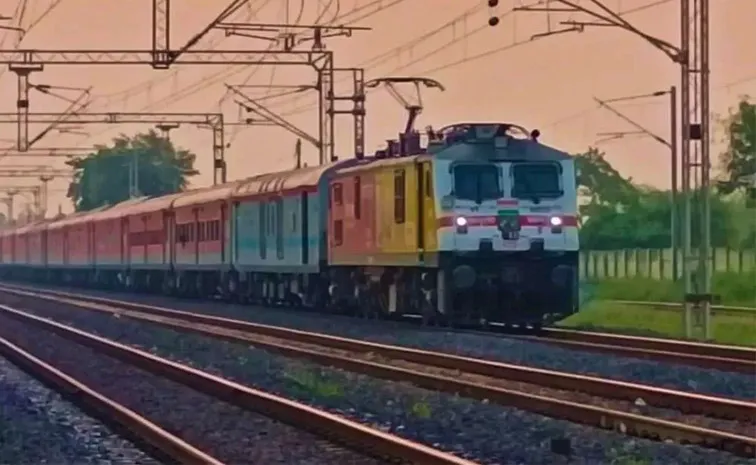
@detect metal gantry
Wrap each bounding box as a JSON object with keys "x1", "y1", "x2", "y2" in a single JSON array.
[
  {"x1": 0, "y1": 0, "x2": 369, "y2": 182},
  {"x1": 0, "y1": 112, "x2": 225, "y2": 186},
  {"x1": 496, "y1": 0, "x2": 713, "y2": 339}
]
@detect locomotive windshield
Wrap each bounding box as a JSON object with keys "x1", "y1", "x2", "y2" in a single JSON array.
[
  {"x1": 453, "y1": 164, "x2": 502, "y2": 203},
  {"x1": 511, "y1": 162, "x2": 563, "y2": 201}
]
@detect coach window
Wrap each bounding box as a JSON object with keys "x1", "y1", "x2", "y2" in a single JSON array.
[
  {"x1": 393, "y1": 169, "x2": 406, "y2": 224},
  {"x1": 353, "y1": 176, "x2": 361, "y2": 219}
]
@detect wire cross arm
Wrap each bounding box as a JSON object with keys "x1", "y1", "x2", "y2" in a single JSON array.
[{"x1": 511, "y1": 0, "x2": 682, "y2": 61}]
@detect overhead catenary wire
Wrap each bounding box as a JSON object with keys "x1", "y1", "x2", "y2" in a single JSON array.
[
  {"x1": 72, "y1": 0, "x2": 405, "y2": 148},
  {"x1": 88, "y1": 0, "x2": 397, "y2": 112}
]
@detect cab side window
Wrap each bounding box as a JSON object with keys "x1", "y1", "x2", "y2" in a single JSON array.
[{"x1": 393, "y1": 169, "x2": 406, "y2": 224}]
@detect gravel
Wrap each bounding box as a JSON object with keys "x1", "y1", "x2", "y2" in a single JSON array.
[
  {"x1": 0, "y1": 315, "x2": 390, "y2": 465},
  {"x1": 0, "y1": 356, "x2": 157, "y2": 465},
  {"x1": 3, "y1": 293, "x2": 754, "y2": 465},
  {"x1": 18, "y1": 285, "x2": 754, "y2": 401}
]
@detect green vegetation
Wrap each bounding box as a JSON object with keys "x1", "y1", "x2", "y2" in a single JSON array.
[
  {"x1": 559, "y1": 300, "x2": 756, "y2": 346},
  {"x1": 66, "y1": 130, "x2": 198, "y2": 212},
  {"x1": 282, "y1": 367, "x2": 344, "y2": 399},
  {"x1": 571, "y1": 97, "x2": 755, "y2": 344},
  {"x1": 587, "y1": 274, "x2": 756, "y2": 307},
  {"x1": 410, "y1": 401, "x2": 432, "y2": 419},
  {"x1": 576, "y1": 96, "x2": 755, "y2": 252}
]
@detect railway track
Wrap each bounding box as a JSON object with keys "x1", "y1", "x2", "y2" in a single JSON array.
[
  {"x1": 525, "y1": 327, "x2": 755, "y2": 375},
  {"x1": 0, "y1": 336, "x2": 224, "y2": 465},
  {"x1": 1, "y1": 282, "x2": 753, "y2": 374},
  {"x1": 0, "y1": 303, "x2": 477, "y2": 465},
  {"x1": 1, "y1": 284, "x2": 754, "y2": 459}
]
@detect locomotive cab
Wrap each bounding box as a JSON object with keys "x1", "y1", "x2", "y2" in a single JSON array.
[{"x1": 427, "y1": 123, "x2": 579, "y2": 327}]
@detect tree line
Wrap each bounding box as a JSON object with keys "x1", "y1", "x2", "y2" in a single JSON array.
[
  {"x1": 63, "y1": 98, "x2": 756, "y2": 251},
  {"x1": 578, "y1": 97, "x2": 755, "y2": 250}
]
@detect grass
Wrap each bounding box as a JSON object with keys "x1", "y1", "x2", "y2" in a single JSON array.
[
  {"x1": 558, "y1": 300, "x2": 756, "y2": 347},
  {"x1": 568, "y1": 272, "x2": 756, "y2": 345},
  {"x1": 584, "y1": 272, "x2": 756, "y2": 307},
  {"x1": 282, "y1": 367, "x2": 344, "y2": 399}
]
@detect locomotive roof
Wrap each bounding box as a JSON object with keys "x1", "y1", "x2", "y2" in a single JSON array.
[
  {"x1": 333, "y1": 155, "x2": 423, "y2": 176},
  {"x1": 173, "y1": 180, "x2": 243, "y2": 209},
  {"x1": 233, "y1": 159, "x2": 359, "y2": 198}
]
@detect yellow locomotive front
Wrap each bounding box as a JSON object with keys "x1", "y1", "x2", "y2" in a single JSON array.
[{"x1": 420, "y1": 123, "x2": 580, "y2": 328}]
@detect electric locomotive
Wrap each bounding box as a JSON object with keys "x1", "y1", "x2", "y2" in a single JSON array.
[{"x1": 327, "y1": 122, "x2": 579, "y2": 328}]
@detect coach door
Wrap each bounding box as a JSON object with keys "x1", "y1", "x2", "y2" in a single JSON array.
[
  {"x1": 220, "y1": 202, "x2": 228, "y2": 265},
  {"x1": 259, "y1": 202, "x2": 267, "y2": 260},
  {"x1": 275, "y1": 198, "x2": 284, "y2": 260},
  {"x1": 63, "y1": 228, "x2": 69, "y2": 265},
  {"x1": 89, "y1": 222, "x2": 96, "y2": 265},
  {"x1": 301, "y1": 192, "x2": 309, "y2": 264},
  {"x1": 415, "y1": 163, "x2": 426, "y2": 262},
  {"x1": 122, "y1": 218, "x2": 129, "y2": 266}
]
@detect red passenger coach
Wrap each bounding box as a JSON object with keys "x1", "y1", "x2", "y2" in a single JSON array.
[
  {"x1": 12, "y1": 222, "x2": 35, "y2": 268},
  {"x1": 19, "y1": 221, "x2": 48, "y2": 268},
  {"x1": 91, "y1": 198, "x2": 149, "y2": 280},
  {"x1": 123, "y1": 193, "x2": 185, "y2": 281},
  {"x1": 45, "y1": 208, "x2": 107, "y2": 283}
]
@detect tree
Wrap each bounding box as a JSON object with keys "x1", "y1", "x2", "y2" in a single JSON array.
[
  {"x1": 717, "y1": 96, "x2": 756, "y2": 194},
  {"x1": 575, "y1": 148, "x2": 739, "y2": 250},
  {"x1": 66, "y1": 130, "x2": 199, "y2": 211}
]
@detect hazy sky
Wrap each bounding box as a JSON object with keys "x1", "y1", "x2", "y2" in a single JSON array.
[{"x1": 0, "y1": 0, "x2": 753, "y2": 214}]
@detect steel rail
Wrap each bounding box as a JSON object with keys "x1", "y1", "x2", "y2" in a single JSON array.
[
  {"x1": 0, "y1": 304, "x2": 479, "y2": 465},
  {"x1": 604, "y1": 299, "x2": 756, "y2": 317},
  {"x1": 1, "y1": 284, "x2": 753, "y2": 423},
  {"x1": 0, "y1": 336, "x2": 224, "y2": 465},
  {"x1": 539, "y1": 327, "x2": 755, "y2": 362},
  {"x1": 2, "y1": 283, "x2": 753, "y2": 372},
  {"x1": 0, "y1": 289, "x2": 754, "y2": 458}
]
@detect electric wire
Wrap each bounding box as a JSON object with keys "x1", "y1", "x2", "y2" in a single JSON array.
[{"x1": 74, "y1": 0, "x2": 401, "y2": 147}]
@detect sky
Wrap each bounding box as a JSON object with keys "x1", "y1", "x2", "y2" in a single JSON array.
[{"x1": 0, "y1": 0, "x2": 753, "y2": 215}]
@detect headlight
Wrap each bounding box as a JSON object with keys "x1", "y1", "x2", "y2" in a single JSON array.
[
  {"x1": 455, "y1": 216, "x2": 468, "y2": 227},
  {"x1": 549, "y1": 216, "x2": 563, "y2": 227}
]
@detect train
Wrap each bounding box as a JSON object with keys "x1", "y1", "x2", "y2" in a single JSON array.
[{"x1": 0, "y1": 122, "x2": 580, "y2": 328}]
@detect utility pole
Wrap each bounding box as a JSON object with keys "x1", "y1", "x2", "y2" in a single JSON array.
[
  {"x1": 4, "y1": 188, "x2": 19, "y2": 223},
  {"x1": 220, "y1": 21, "x2": 371, "y2": 165},
  {"x1": 0, "y1": 186, "x2": 43, "y2": 222},
  {"x1": 38, "y1": 174, "x2": 54, "y2": 218},
  {"x1": 294, "y1": 138, "x2": 302, "y2": 169},
  {"x1": 0, "y1": 168, "x2": 71, "y2": 218},
  {"x1": 594, "y1": 87, "x2": 679, "y2": 280},
  {"x1": 506, "y1": 0, "x2": 712, "y2": 340}
]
